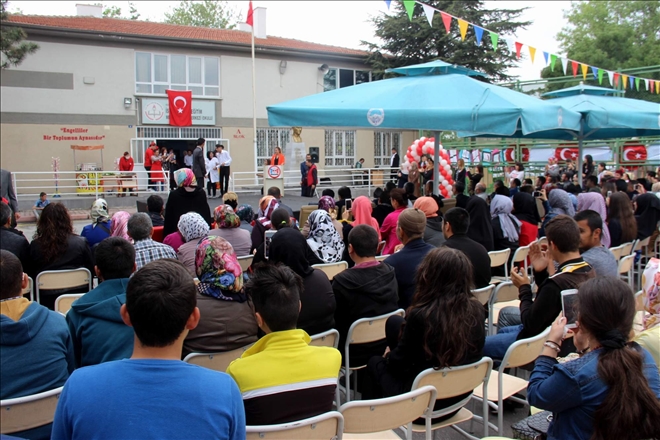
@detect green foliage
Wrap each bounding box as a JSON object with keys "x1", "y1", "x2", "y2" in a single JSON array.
[
  {"x1": 128, "y1": 2, "x2": 140, "y2": 20},
  {"x1": 164, "y1": 0, "x2": 240, "y2": 29},
  {"x1": 102, "y1": 5, "x2": 122, "y2": 18},
  {"x1": 0, "y1": 0, "x2": 38, "y2": 69},
  {"x1": 540, "y1": 0, "x2": 660, "y2": 102},
  {"x1": 362, "y1": 0, "x2": 530, "y2": 83}
]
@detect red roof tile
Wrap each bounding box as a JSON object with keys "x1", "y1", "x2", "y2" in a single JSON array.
[{"x1": 7, "y1": 15, "x2": 368, "y2": 57}]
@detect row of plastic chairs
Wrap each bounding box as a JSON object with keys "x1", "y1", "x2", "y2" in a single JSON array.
[{"x1": 610, "y1": 236, "x2": 651, "y2": 290}]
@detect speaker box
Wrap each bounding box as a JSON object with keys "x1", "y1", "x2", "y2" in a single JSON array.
[{"x1": 308, "y1": 147, "x2": 319, "y2": 164}]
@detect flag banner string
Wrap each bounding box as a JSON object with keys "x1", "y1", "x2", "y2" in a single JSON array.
[{"x1": 384, "y1": 0, "x2": 659, "y2": 94}]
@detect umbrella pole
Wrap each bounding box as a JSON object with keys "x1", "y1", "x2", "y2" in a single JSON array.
[
  {"x1": 433, "y1": 132, "x2": 440, "y2": 196},
  {"x1": 577, "y1": 122, "x2": 584, "y2": 189}
]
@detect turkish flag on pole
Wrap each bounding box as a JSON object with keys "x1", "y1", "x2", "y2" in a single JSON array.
[
  {"x1": 246, "y1": 1, "x2": 254, "y2": 27},
  {"x1": 166, "y1": 90, "x2": 192, "y2": 126}
]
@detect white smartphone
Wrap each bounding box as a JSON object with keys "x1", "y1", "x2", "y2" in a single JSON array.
[
  {"x1": 264, "y1": 230, "x2": 277, "y2": 260},
  {"x1": 561, "y1": 289, "x2": 579, "y2": 329}
]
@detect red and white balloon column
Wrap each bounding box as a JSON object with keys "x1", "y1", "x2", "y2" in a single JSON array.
[{"x1": 402, "y1": 137, "x2": 455, "y2": 198}]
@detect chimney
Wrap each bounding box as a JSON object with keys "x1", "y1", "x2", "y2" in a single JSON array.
[
  {"x1": 76, "y1": 4, "x2": 103, "y2": 18},
  {"x1": 254, "y1": 7, "x2": 267, "y2": 39},
  {"x1": 237, "y1": 22, "x2": 252, "y2": 33}
]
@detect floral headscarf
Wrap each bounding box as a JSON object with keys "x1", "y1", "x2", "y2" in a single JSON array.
[
  {"x1": 307, "y1": 210, "x2": 345, "y2": 263},
  {"x1": 642, "y1": 258, "x2": 660, "y2": 330},
  {"x1": 110, "y1": 211, "x2": 131, "y2": 241},
  {"x1": 177, "y1": 212, "x2": 210, "y2": 243},
  {"x1": 174, "y1": 168, "x2": 197, "y2": 188},
  {"x1": 214, "y1": 204, "x2": 241, "y2": 229},
  {"x1": 318, "y1": 196, "x2": 336, "y2": 213},
  {"x1": 577, "y1": 192, "x2": 611, "y2": 247},
  {"x1": 91, "y1": 198, "x2": 110, "y2": 225},
  {"x1": 195, "y1": 236, "x2": 246, "y2": 302},
  {"x1": 236, "y1": 204, "x2": 254, "y2": 223}
]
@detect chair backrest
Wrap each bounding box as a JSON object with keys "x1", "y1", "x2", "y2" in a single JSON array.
[
  {"x1": 309, "y1": 329, "x2": 340, "y2": 349},
  {"x1": 152, "y1": 225, "x2": 164, "y2": 243},
  {"x1": 312, "y1": 261, "x2": 348, "y2": 281},
  {"x1": 0, "y1": 386, "x2": 63, "y2": 434},
  {"x1": 634, "y1": 236, "x2": 650, "y2": 252},
  {"x1": 490, "y1": 281, "x2": 519, "y2": 306},
  {"x1": 183, "y1": 344, "x2": 253, "y2": 372},
  {"x1": 375, "y1": 254, "x2": 389, "y2": 262},
  {"x1": 537, "y1": 236, "x2": 548, "y2": 248},
  {"x1": 609, "y1": 244, "x2": 625, "y2": 261},
  {"x1": 377, "y1": 240, "x2": 386, "y2": 255},
  {"x1": 488, "y1": 249, "x2": 511, "y2": 268},
  {"x1": 618, "y1": 254, "x2": 635, "y2": 275},
  {"x1": 340, "y1": 386, "x2": 436, "y2": 434},
  {"x1": 412, "y1": 357, "x2": 492, "y2": 401},
  {"x1": 136, "y1": 200, "x2": 148, "y2": 213},
  {"x1": 620, "y1": 241, "x2": 634, "y2": 256},
  {"x1": 346, "y1": 309, "x2": 405, "y2": 346},
  {"x1": 237, "y1": 255, "x2": 254, "y2": 272},
  {"x1": 299, "y1": 205, "x2": 316, "y2": 229},
  {"x1": 501, "y1": 327, "x2": 550, "y2": 369},
  {"x1": 511, "y1": 244, "x2": 531, "y2": 265},
  {"x1": 246, "y1": 411, "x2": 344, "y2": 440},
  {"x1": 21, "y1": 276, "x2": 34, "y2": 301},
  {"x1": 472, "y1": 284, "x2": 495, "y2": 306},
  {"x1": 54, "y1": 293, "x2": 84, "y2": 315},
  {"x1": 634, "y1": 290, "x2": 645, "y2": 313},
  {"x1": 36, "y1": 268, "x2": 92, "y2": 305}
]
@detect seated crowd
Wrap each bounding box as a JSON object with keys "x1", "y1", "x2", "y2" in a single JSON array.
[{"x1": 1, "y1": 161, "x2": 659, "y2": 440}]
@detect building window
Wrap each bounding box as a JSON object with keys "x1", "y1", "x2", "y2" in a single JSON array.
[
  {"x1": 323, "y1": 68, "x2": 371, "y2": 92},
  {"x1": 374, "y1": 132, "x2": 402, "y2": 167},
  {"x1": 135, "y1": 52, "x2": 220, "y2": 97},
  {"x1": 256, "y1": 128, "x2": 291, "y2": 166},
  {"x1": 325, "y1": 130, "x2": 355, "y2": 167}
]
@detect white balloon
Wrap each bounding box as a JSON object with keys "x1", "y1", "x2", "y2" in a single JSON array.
[
  {"x1": 440, "y1": 159, "x2": 447, "y2": 166},
  {"x1": 443, "y1": 164, "x2": 450, "y2": 170}
]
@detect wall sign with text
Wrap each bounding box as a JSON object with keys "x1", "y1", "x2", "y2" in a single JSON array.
[{"x1": 141, "y1": 98, "x2": 216, "y2": 126}]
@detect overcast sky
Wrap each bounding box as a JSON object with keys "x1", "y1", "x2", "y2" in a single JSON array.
[{"x1": 7, "y1": 0, "x2": 573, "y2": 82}]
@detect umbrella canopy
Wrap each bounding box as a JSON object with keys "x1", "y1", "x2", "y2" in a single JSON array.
[
  {"x1": 267, "y1": 73, "x2": 583, "y2": 137},
  {"x1": 385, "y1": 59, "x2": 486, "y2": 77},
  {"x1": 542, "y1": 84, "x2": 620, "y2": 98}
]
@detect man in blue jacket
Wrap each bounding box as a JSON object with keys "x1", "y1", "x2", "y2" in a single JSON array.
[{"x1": 66, "y1": 237, "x2": 135, "y2": 367}]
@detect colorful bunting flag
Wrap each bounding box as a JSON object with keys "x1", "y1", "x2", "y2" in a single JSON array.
[
  {"x1": 571, "y1": 60, "x2": 578, "y2": 77},
  {"x1": 489, "y1": 31, "x2": 499, "y2": 51},
  {"x1": 561, "y1": 57, "x2": 568, "y2": 74},
  {"x1": 505, "y1": 38, "x2": 516, "y2": 55},
  {"x1": 440, "y1": 11, "x2": 452, "y2": 33},
  {"x1": 598, "y1": 68, "x2": 604, "y2": 84},
  {"x1": 384, "y1": 0, "x2": 391, "y2": 9},
  {"x1": 635, "y1": 77, "x2": 640, "y2": 91},
  {"x1": 403, "y1": 0, "x2": 415, "y2": 20},
  {"x1": 528, "y1": 46, "x2": 536, "y2": 63},
  {"x1": 644, "y1": 79, "x2": 650, "y2": 91},
  {"x1": 422, "y1": 3, "x2": 435, "y2": 26},
  {"x1": 607, "y1": 71, "x2": 614, "y2": 86},
  {"x1": 613, "y1": 72, "x2": 620, "y2": 87},
  {"x1": 474, "y1": 26, "x2": 484, "y2": 46},
  {"x1": 543, "y1": 51, "x2": 549, "y2": 66},
  {"x1": 514, "y1": 42, "x2": 523, "y2": 59},
  {"x1": 580, "y1": 63, "x2": 588, "y2": 80},
  {"x1": 458, "y1": 19, "x2": 469, "y2": 41},
  {"x1": 622, "y1": 74, "x2": 628, "y2": 89},
  {"x1": 629, "y1": 75, "x2": 634, "y2": 90},
  {"x1": 591, "y1": 66, "x2": 598, "y2": 80},
  {"x1": 550, "y1": 54, "x2": 557, "y2": 71}
]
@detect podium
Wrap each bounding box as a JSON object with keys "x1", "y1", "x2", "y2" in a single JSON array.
[{"x1": 263, "y1": 165, "x2": 284, "y2": 195}]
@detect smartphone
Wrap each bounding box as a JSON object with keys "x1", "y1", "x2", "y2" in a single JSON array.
[
  {"x1": 561, "y1": 289, "x2": 579, "y2": 329},
  {"x1": 264, "y1": 230, "x2": 277, "y2": 260},
  {"x1": 345, "y1": 199, "x2": 352, "y2": 211},
  {"x1": 533, "y1": 191, "x2": 541, "y2": 198},
  {"x1": 607, "y1": 191, "x2": 612, "y2": 198}
]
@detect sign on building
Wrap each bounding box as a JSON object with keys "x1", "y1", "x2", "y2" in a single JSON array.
[{"x1": 141, "y1": 98, "x2": 216, "y2": 126}]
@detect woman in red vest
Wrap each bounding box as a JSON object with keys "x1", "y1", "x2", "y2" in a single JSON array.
[{"x1": 302, "y1": 157, "x2": 317, "y2": 197}]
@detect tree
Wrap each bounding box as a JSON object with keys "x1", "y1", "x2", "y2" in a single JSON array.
[
  {"x1": 0, "y1": 0, "x2": 38, "y2": 69},
  {"x1": 128, "y1": 2, "x2": 140, "y2": 20},
  {"x1": 362, "y1": 0, "x2": 530, "y2": 82},
  {"x1": 103, "y1": 5, "x2": 122, "y2": 18},
  {"x1": 540, "y1": 1, "x2": 660, "y2": 102},
  {"x1": 164, "y1": 0, "x2": 240, "y2": 29}
]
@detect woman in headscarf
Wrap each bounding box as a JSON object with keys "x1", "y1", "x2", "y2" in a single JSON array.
[
  {"x1": 490, "y1": 195, "x2": 521, "y2": 273},
  {"x1": 512, "y1": 192, "x2": 540, "y2": 247},
  {"x1": 540, "y1": 188, "x2": 575, "y2": 237},
  {"x1": 235, "y1": 204, "x2": 254, "y2": 233},
  {"x1": 110, "y1": 211, "x2": 131, "y2": 242},
  {"x1": 209, "y1": 204, "x2": 251, "y2": 257},
  {"x1": 577, "y1": 192, "x2": 611, "y2": 247},
  {"x1": 408, "y1": 161, "x2": 421, "y2": 198},
  {"x1": 634, "y1": 193, "x2": 660, "y2": 240},
  {"x1": 182, "y1": 236, "x2": 258, "y2": 358},
  {"x1": 163, "y1": 168, "x2": 212, "y2": 236},
  {"x1": 306, "y1": 210, "x2": 345, "y2": 264},
  {"x1": 251, "y1": 196, "x2": 279, "y2": 251},
  {"x1": 176, "y1": 212, "x2": 211, "y2": 277},
  {"x1": 302, "y1": 196, "x2": 343, "y2": 239},
  {"x1": 337, "y1": 195, "x2": 382, "y2": 265},
  {"x1": 414, "y1": 197, "x2": 444, "y2": 247},
  {"x1": 270, "y1": 227, "x2": 336, "y2": 335},
  {"x1": 81, "y1": 198, "x2": 112, "y2": 248},
  {"x1": 465, "y1": 196, "x2": 494, "y2": 252}
]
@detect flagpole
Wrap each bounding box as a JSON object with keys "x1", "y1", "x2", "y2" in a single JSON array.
[{"x1": 251, "y1": 12, "x2": 257, "y2": 173}]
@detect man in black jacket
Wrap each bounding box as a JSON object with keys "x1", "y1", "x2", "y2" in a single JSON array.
[
  {"x1": 0, "y1": 202, "x2": 29, "y2": 270},
  {"x1": 442, "y1": 207, "x2": 491, "y2": 289},
  {"x1": 483, "y1": 215, "x2": 594, "y2": 361},
  {"x1": 192, "y1": 138, "x2": 206, "y2": 190},
  {"x1": 390, "y1": 148, "x2": 399, "y2": 183}
]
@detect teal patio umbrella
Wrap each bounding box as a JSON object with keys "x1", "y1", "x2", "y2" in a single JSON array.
[{"x1": 267, "y1": 60, "x2": 583, "y2": 194}]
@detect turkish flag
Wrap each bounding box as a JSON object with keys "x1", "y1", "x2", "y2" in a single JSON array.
[
  {"x1": 247, "y1": 1, "x2": 254, "y2": 27},
  {"x1": 166, "y1": 90, "x2": 192, "y2": 126},
  {"x1": 554, "y1": 146, "x2": 579, "y2": 162},
  {"x1": 621, "y1": 143, "x2": 647, "y2": 162},
  {"x1": 504, "y1": 147, "x2": 530, "y2": 162}
]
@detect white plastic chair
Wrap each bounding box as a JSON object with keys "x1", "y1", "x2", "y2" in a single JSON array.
[
  {"x1": 633, "y1": 236, "x2": 651, "y2": 290},
  {"x1": 237, "y1": 255, "x2": 253, "y2": 272},
  {"x1": 246, "y1": 411, "x2": 344, "y2": 440},
  {"x1": 375, "y1": 254, "x2": 390, "y2": 262},
  {"x1": 54, "y1": 293, "x2": 84, "y2": 315},
  {"x1": 487, "y1": 282, "x2": 520, "y2": 336},
  {"x1": 618, "y1": 254, "x2": 635, "y2": 287},
  {"x1": 472, "y1": 284, "x2": 495, "y2": 306},
  {"x1": 0, "y1": 386, "x2": 63, "y2": 435},
  {"x1": 488, "y1": 249, "x2": 511, "y2": 284},
  {"x1": 183, "y1": 344, "x2": 253, "y2": 372},
  {"x1": 312, "y1": 261, "x2": 349, "y2": 281},
  {"x1": 608, "y1": 244, "x2": 625, "y2": 261},
  {"x1": 310, "y1": 329, "x2": 340, "y2": 349},
  {"x1": 35, "y1": 268, "x2": 92, "y2": 305},
  {"x1": 21, "y1": 276, "x2": 34, "y2": 302}
]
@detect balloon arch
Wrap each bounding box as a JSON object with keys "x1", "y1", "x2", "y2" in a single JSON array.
[{"x1": 403, "y1": 137, "x2": 455, "y2": 198}]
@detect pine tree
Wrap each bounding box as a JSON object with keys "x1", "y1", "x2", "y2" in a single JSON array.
[{"x1": 0, "y1": 0, "x2": 38, "y2": 69}]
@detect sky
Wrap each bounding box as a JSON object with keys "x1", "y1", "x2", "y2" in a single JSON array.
[{"x1": 7, "y1": 0, "x2": 574, "y2": 82}]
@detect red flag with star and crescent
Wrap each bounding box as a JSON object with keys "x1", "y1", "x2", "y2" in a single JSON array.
[
  {"x1": 247, "y1": 1, "x2": 254, "y2": 27},
  {"x1": 166, "y1": 90, "x2": 192, "y2": 126}
]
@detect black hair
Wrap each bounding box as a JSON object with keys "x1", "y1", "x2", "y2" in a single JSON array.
[
  {"x1": 379, "y1": 190, "x2": 391, "y2": 204},
  {"x1": 94, "y1": 237, "x2": 136, "y2": 280},
  {"x1": 636, "y1": 178, "x2": 651, "y2": 191},
  {"x1": 599, "y1": 162, "x2": 607, "y2": 169},
  {"x1": 125, "y1": 259, "x2": 197, "y2": 347},
  {"x1": 404, "y1": 182, "x2": 415, "y2": 195},
  {"x1": 515, "y1": 162, "x2": 525, "y2": 171},
  {"x1": 495, "y1": 185, "x2": 510, "y2": 197},
  {"x1": 196, "y1": 137, "x2": 205, "y2": 146},
  {"x1": 574, "y1": 209, "x2": 603, "y2": 235},
  {"x1": 647, "y1": 171, "x2": 657, "y2": 179},
  {"x1": 444, "y1": 207, "x2": 469, "y2": 235},
  {"x1": 321, "y1": 188, "x2": 335, "y2": 198},
  {"x1": 493, "y1": 179, "x2": 504, "y2": 188},
  {"x1": 246, "y1": 263, "x2": 302, "y2": 332},
  {"x1": 40, "y1": 192, "x2": 47, "y2": 197},
  {"x1": 0, "y1": 250, "x2": 23, "y2": 298},
  {"x1": 476, "y1": 165, "x2": 484, "y2": 174},
  {"x1": 389, "y1": 188, "x2": 407, "y2": 207},
  {"x1": 615, "y1": 179, "x2": 628, "y2": 193},
  {"x1": 270, "y1": 208, "x2": 291, "y2": 231},
  {"x1": 348, "y1": 224, "x2": 379, "y2": 258},
  {"x1": 385, "y1": 181, "x2": 396, "y2": 192},
  {"x1": 512, "y1": 178, "x2": 521, "y2": 187},
  {"x1": 338, "y1": 186, "x2": 352, "y2": 200},
  {"x1": 545, "y1": 215, "x2": 580, "y2": 253},
  {"x1": 520, "y1": 185, "x2": 534, "y2": 194},
  {"x1": 0, "y1": 202, "x2": 11, "y2": 226},
  {"x1": 267, "y1": 186, "x2": 282, "y2": 198},
  {"x1": 587, "y1": 175, "x2": 598, "y2": 186},
  {"x1": 147, "y1": 195, "x2": 164, "y2": 214},
  {"x1": 454, "y1": 181, "x2": 465, "y2": 194},
  {"x1": 523, "y1": 178, "x2": 533, "y2": 185},
  {"x1": 537, "y1": 176, "x2": 546, "y2": 185},
  {"x1": 566, "y1": 183, "x2": 581, "y2": 195},
  {"x1": 373, "y1": 188, "x2": 383, "y2": 199}
]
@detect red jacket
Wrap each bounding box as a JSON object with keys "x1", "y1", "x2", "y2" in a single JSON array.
[
  {"x1": 306, "y1": 164, "x2": 318, "y2": 186},
  {"x1": 144, "y1": 148, "x2": 154, "y2": 167},
  {"x1": 119, "y1": 156, "x2": 134, "y2": 172}
]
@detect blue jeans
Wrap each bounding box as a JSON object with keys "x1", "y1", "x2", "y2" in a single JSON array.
[{"x1": 482, "y1": 324, "x2": 523, "y2": 363}]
